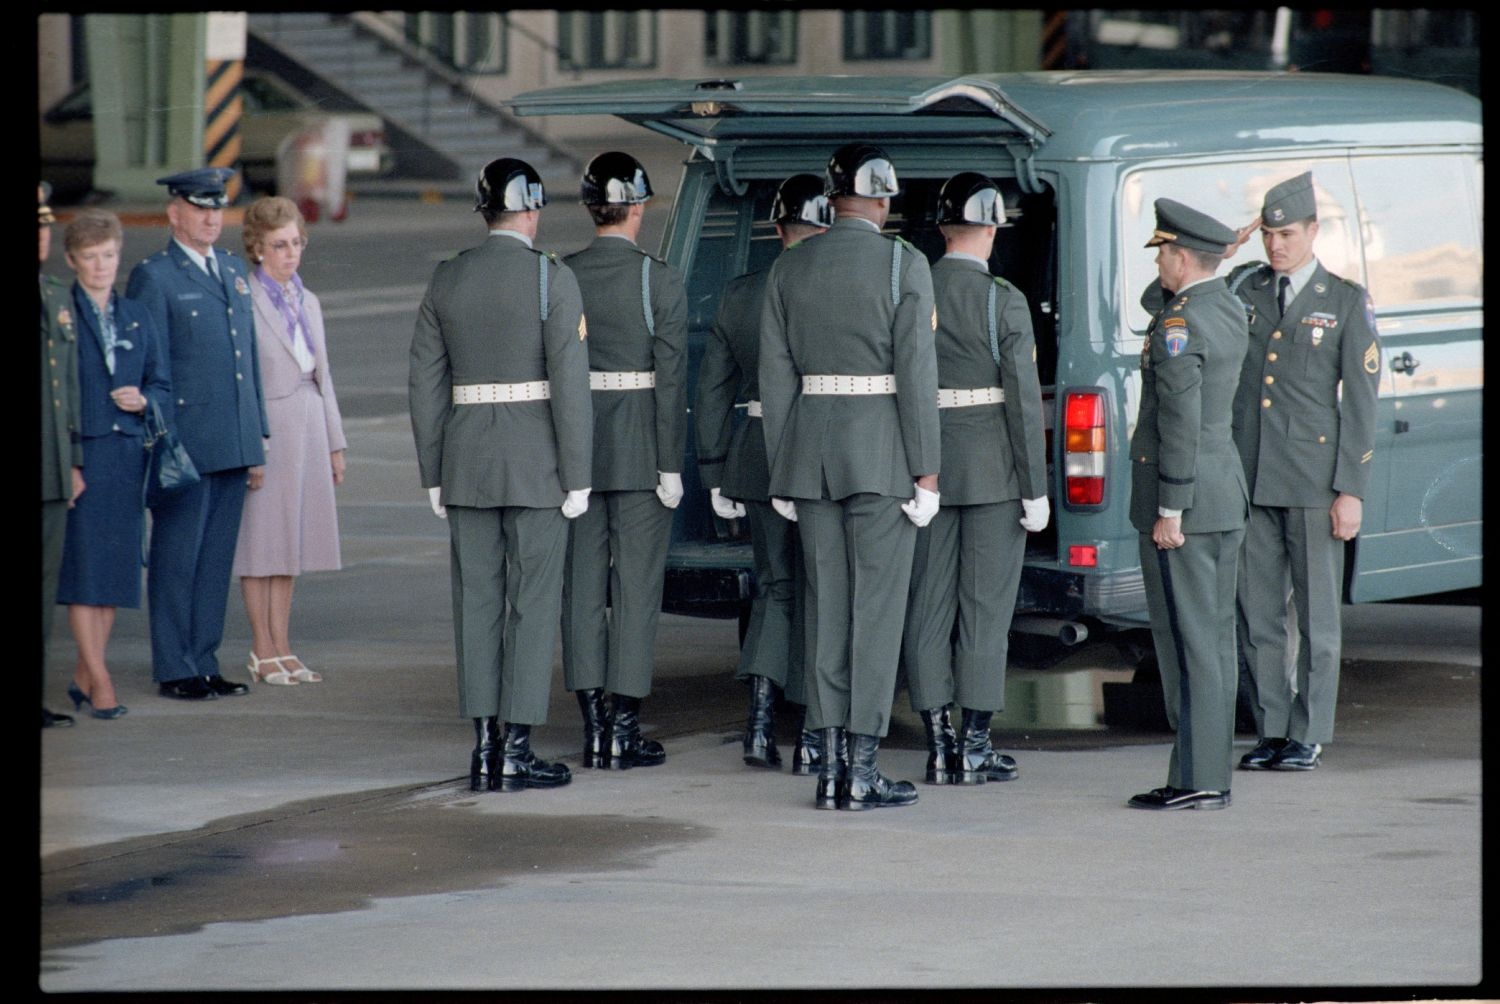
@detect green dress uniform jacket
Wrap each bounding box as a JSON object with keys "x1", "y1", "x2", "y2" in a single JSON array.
[
  {"x1": 560, "y1": 235, "x2": 688, "y2": 699},
  {"x1": 903, "y1": 256, "x2": 1048, "y2": 713},
  {"x1": 408, "y1": 233, "x2": 593, "y2": 723},
  {"x1": 1130, "y1": 277, "x2": 1249, "y2": 793},
  {"x1": 1227, "y1": 259, "x2": 1381, "y2": 746},
  {"x1": 41, "y1": 274, "x2": 83, "y2": 681},
  {"x1": 759, "y1": 216, "x2": 940, "y2": 738},
  {"x1": 695, "y1": 265, "x2": 804, "y2": 697}
]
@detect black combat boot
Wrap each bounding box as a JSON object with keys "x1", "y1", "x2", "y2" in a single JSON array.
[
  {"x1": 813, "y1": 726, "x2": 847, "y2": 809},
  {"x1": 919, "y1": 705, "x2": 959, "y2": 785},
  {"x1": 577, "y1": 688, "x2": 608, "y2": 768},
  {"x1": 957, "y1": 707, "x2": 1018, "y2": 783},
  {"x1": 606, "y1": 694, "x2": 666, "y2": 769},
  {"x1": 470, "y1": 716, "x2": 500, "y2": 792},
  {"x1": 497, "y1": 723, "x2": 573, "y2": 791},
  {"x1": 844, "y1": 733, "x2": 918, "y2": 809},
  {"x1": 742, "y1": 675, "x2": 782, "y2": 768},
  {"x1": 790, "y1": 710, "x2": 823, "y2": 776}
]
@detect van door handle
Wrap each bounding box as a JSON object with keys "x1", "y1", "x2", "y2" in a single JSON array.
[{"x1": 1389, "y1": 351, "x2": 1421, "y2": 375}]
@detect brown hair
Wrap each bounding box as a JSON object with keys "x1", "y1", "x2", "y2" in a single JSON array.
[
  {"x1": 241, "y1": 196, "x2": 306, "y2": 263},
  {"x1": 63, "y1": 208, "x2": 123, "y2": 254},
  {"x1": 586, "y1": 204, "x2": 630, "y2": 227}
]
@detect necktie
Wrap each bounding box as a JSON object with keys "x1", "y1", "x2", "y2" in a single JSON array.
[
  {"x1": 1277, "y1": 276, "x2": 1290, "y2": 317},
  {"x1": 206, "y1": 254, "x2": 220, "y2": 283}
]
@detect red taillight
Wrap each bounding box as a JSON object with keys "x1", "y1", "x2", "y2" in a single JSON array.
[
  {"x1": 349, "y1": 129, "x2": 383, "y2": 148},
  {"x1": 1068, "y1": 545, "x2": 1098, "y2": 567},
  {"x1": 1063, "y1": 389, "x2": 1106, "y2": 507}
]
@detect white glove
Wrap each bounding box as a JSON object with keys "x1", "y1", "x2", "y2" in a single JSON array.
[
  {"x1": 710, "y1": 487, "x2": 746, "y2": 520},
  {"x1": 656, "y1": 471, "x2": 684, "y2": 509},
  {"x1": 561, "y1": 488, "x2": 591, "y2": 519},
  {"x1": 427, "y1": 486, "x2": 446, "y2": 519},
  {"x1": 771, "y1": 497, "x2": 798, "y2": 523},
  {"x1": 1020, "y1": 496, "x2": 1050, "y2": 533},
  {"x1": 901, "y1": 484, "x2": 940, "y2": 528}
]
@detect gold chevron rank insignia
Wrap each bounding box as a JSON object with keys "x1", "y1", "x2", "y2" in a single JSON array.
[
  {"x1": 931, "y1": 307, "x2": 938, "y2": 331},
  {"x1": 579, "y1": 315, "x2": 589, "y2": 341},
  {"x1": 1361, "y1": 449, "x2": 1373, "y2": 463},
  {"x1": 1363, "y1": 342, "x2": 1378, "y2": 374}
]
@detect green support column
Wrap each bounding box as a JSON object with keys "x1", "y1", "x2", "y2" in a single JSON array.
[
  {"x1": 938, "y1": 10, "x2": 1044, "y2": 75},
  {"x1": 86, "y1": 13, "x2": 206, "y2": 202}
]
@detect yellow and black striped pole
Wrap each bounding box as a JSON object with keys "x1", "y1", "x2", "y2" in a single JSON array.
[{"x1": 204, "y1": 57, "x2": 243, "y2": 202}]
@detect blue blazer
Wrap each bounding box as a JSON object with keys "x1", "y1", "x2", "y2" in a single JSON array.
[
  {"x1": 72, "y1": 284, "x2": 170, "y2": 440},
  {"x1": 125, "y1": 241, "x2": 269, "y2": 474}
]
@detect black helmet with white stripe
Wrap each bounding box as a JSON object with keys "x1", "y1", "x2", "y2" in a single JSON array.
[
  {"x1": 474, "y1": 158, "x2": 547, "y2": 214},
  {"x1": 936, "y1": 172, "x2": 1006, "y2": 227},
  {"x1": 825, "y1": 143, "x2": 900, "y2": 199},
  {"x1": 770, "y1": 173, "x2": 834, "y2": 228}
]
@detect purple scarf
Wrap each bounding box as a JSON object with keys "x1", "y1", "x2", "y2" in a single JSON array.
[{"x1": 255, "y1": 266, "x2": 314, "y2": 357}]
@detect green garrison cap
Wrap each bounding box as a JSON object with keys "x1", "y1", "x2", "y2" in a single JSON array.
[
  {"x1": 1145, "y1": 198, "x2": 1236, "y2": 255},
  {"x1": 1261, "y1": 171, "x2": 1316, "y2": 225}
]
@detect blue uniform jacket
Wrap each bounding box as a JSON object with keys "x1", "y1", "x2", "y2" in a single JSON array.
[
  {"x1": 72, "y1": 284, "x2": 170, "y2": 440},
  {"x1": 125, "y1": 241, "x2": 268, "y2": 474}
]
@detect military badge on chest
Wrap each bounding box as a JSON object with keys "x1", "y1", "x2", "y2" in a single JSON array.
[
  {"x1": 1302, "y1": 311, "x2": 1338, "y2": 348},
  {"x1": 234, "y1": 275, "x2": 249, "y2": 296}
]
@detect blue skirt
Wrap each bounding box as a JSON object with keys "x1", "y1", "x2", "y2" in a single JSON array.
[{"x1": 57, "y1": 432, "x2": 148, "y2": 608}]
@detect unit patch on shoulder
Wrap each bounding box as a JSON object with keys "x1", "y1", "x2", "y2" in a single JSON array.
[
  {"x1": 1363, "y1": 340, "x2": 1378, "y2": 374},
  {"x1": 1364, "y1": 294, "x2": 1379, "y2": 336},
  {"x1": 579, "y1": 314, "x2": 589, "y2": 341},
  {"x1": 1162, "y1": 315, "x2": 1189, "y2": 356}
]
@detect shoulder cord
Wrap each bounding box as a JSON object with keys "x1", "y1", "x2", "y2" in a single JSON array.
[
  {"x1": 987, "y1": 280, "x2": 1001, "y2": 368},
  {"x1": 539, "y1": 254, "x2": 550, "y2": 323},
  {"x1": 641, "y1": 255, "x2": 655, "y2": 337}
]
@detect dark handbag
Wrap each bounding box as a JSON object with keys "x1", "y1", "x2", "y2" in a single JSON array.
[{"x1": 142, "y1": 398, "x2": 200, "y2": 507}]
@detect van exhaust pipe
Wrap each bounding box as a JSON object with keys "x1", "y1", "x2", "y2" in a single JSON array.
[{"x1": 1011, "y1": 616, "x2": 1089, "y2": 646}]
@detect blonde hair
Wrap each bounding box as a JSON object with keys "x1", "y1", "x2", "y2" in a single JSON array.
[
  {"x1": 241, "y1": 196, "x2": 306, "y2": 263},
  {"x1": 63, "y1": 208, "x2": 123, "y2": 254}
]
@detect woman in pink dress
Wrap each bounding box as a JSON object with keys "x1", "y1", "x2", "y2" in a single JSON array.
[{"x1": 233, "y1": 197, "x2": 347, "y2": 685}]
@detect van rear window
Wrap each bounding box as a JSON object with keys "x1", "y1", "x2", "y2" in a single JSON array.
[{"x1": 1351, "y1": 154, "x2": 1482, "y2": 311}]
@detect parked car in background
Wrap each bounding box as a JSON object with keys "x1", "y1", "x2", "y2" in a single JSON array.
[{"x1": 39, "y1": 67, "x2": 391, "y2": 203}]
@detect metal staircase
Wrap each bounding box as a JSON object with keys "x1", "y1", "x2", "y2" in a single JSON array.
[{"x1": 247, "y1": 12, "x2": 581, "y2": 194}]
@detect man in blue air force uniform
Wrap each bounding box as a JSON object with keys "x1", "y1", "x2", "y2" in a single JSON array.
[{"x1": 126, "y1": 168, "x2": 268, "y2": 700}]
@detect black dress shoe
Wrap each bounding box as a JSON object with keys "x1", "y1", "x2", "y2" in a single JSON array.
[
  {"x1": 203, "y1": 674, "x2": 250, "y2": 697},
  {"x1": 843, "y1": 733, "x2": 918, "y2": 810},
  {"x1": 1127, "y1": 786, "x2": 1230, "y2": 810},
  {"x1": 919, "y1": 706, "x2": 959, "y2": 785},
  {"x1": 742, "y1": 675, "x2": 782, "y2": 768},
  {"x1": 957, "y1": 707, "x2": 1018, "y2": 783},
  {"x1": 470, "y1": 716, "x2": 501, "y2": 792},
  {"x1": 159, "y1": 677, "x2": 217, "y2": 701},
  {"x1": 1238, "y1": 737, "x2": 1289, "y2": 770},
  {"x1": 789, "y1": 723, "x2": 823, "y2": 776},
  {"x1": 1269, "y1": 739, "x2": 1321, "y2": 770},
  {"x1": 576, "y1": 688, "x2": 608, "y2": 768},
  {"x1": 42, "y1": 708, "x2": 76, "y2": 728},
  {"x1": 497, "y1": 723, "x2": 572, "y2": 791},
  {"x1": 605, "y1": 694, "x2": 665, "y2": 769}
]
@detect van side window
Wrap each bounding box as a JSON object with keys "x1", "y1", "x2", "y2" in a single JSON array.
[
  {"x1": 1119, "y1": 160, "x2": 1360, "y2": 333},
  {"x1": 1351, "y1": 154, "x2": 1482, "y2": 311},
  {"x1": 683, "y1": 181, "x2": 780, "y2": 334}
]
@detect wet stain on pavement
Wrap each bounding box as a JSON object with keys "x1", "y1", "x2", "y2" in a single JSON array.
[{"x1": 41, "y1": 782, "x2": 711, "y2": 952}]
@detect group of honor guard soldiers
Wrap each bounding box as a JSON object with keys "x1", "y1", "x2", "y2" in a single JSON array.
[{"x1": 409, "y1": 142, "x2": 1377, "y2": 812}]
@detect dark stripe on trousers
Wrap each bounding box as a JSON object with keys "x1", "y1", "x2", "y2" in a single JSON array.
[{"x1": 1156, "y1": 546, "x2": 1193, "y2": 785}]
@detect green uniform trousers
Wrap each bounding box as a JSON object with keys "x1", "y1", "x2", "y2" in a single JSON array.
[
  {"x1": 1237, "y1": 503, "x2": 1343, "y2": 745},
  {"x1": 447, "y1": 504, "x2": 569, "y2": 724},
  {"x1": 797, "y1": 493, "x2": 915, "y2": 738},
  {"x1": 42, "y1": 499, "x2": 68, "y2": 682},
  {"x1": 739, "y1": 499, "x2": 808, "y2": 704},
  {"x1": 1139, "y1": 527, "x2": 1244, "y2": 793},
  {"x1": 562, "y1": 489, "x2": 673, "y2": 699},
  {"x1": 903, "y1": 499, "x2": 1025, "y2": 714}
]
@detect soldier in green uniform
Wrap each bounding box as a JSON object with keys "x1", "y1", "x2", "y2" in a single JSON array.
[
  {"x1": 1224, "y1": 172, "x2": 1381, "y2": 772},
  {"x1": 40, "y1": 182, "x2": 82, "y2": 728},
  {"x1": 901, "y1": 173, "x2": 1049, "y2": 786},
  {"x1": 760, "y1": 143, "x2": 941, "y2": 810},
  {"x1": 562, "y1": 152, "x2": 688, "y2": 770},
  {"x1": 695, "y1": 174, "x2": 830, "y2": 772},
  {"x1": 1127, "y1": 199, "x2": 1249, "y2": 811},
  {"x1": 409, "y1": 159, "x2": 592, "y2": 792}
]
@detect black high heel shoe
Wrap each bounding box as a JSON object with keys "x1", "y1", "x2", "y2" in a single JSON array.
[{"x1": 68, "y1": 682, "x2": 128, "y2": 720}]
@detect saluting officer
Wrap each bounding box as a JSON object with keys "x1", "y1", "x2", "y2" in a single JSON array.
[
  {"x1": 696, "y1": 173, "x2": 831, "y2": 772},
  {"x1": 562, "y1": 151, "x2": 688, "y2": 770},
  {"x1": 41, "y1": 182, "x2": 82, "y2": 728},
  {"x1": 760, "y1": 143, "x2": 941, "y2": 810},
  {"x1": 1226, "y1": 172, "x2": 1381, "y2": 772},
  {"x1": 410, "y1": 158, "x2": 592, "y2": 792},
  {"x1": 1127, "y1": 199, "x2": 1248, "y2": 811},
  {"x1": 127, "y1": 168, "x2": 267, "y2": 701},
  {"x1": 901, "y1": 173, "x2": 1048, "y2": 787}
]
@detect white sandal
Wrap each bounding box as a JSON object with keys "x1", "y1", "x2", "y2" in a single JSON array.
[
  {"x1": 248, "y1": 651, "x2": 298, "y2": 686},
  {"x1": 282, "y1": 655, "x2": 322, "y2": 684}
]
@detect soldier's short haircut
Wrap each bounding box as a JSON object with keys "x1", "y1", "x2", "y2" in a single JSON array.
[
  {"x1": 63, "y1": 208, "x2": 123, "y2": 254},
  {"x1": 780, "y1": 222, "x2": 825, "y2": 244},
  {"x1": 1184, "y1": 246, "x2": 1222, "y2": 272},
  {"x1": 483, "y1": 208, "x2": 526, "y2": 228},
  {"x1": 587, "y1": 204, "x2": 631, "y2": 227}
]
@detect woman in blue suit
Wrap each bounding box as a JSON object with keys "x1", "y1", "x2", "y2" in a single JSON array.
[{"x1": 56, "y1": 210, "x2": 170, "y2": 719}]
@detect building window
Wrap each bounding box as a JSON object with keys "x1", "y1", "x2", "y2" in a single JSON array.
[
  {"x1": 705, "y1": 11, "x2": 797, "y2": 66},
  {"x1": 557, "y1": 10, "x2": 657, "y2": 71},
  {"x1": 843, "y1": 11, "x2": 931, "y2": 61},
  {"x1": 404, "y1": 13, "x2": 507, "y2": 74}
]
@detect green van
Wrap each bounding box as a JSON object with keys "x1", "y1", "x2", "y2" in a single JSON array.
[{"x1": 511, "y1": 71, "x2": 1482, "y2": 640}]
